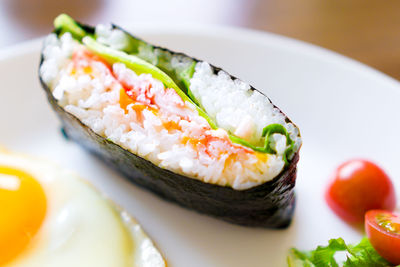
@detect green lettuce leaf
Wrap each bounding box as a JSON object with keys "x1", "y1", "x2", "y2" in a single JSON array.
[{"x1": 287, "y1": 237, "x2": 395, "y2": 267}]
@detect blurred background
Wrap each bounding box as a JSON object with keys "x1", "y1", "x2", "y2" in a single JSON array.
[{"x1": 0, "y1": 0, "x2": 399, "y2": 79}]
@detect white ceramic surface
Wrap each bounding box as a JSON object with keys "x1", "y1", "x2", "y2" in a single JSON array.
[{"x1": 0, "y1": 25, "x2": 399, "y2": 267}]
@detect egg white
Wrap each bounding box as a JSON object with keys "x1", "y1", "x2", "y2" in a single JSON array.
[{"x1": 0, "y1": 150, "x2": 165, "y2": 267}]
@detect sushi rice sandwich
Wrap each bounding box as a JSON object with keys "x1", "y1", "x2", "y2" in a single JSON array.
[{"x1": 39, "y1": 14, "x2": 302, "y2": 228}]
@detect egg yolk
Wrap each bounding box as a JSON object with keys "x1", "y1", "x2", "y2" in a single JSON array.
[{"x1": 0, "y1": 166, "x2": 46, "y2": 265}]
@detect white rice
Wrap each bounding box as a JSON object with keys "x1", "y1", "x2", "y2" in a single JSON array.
[
  {"x1": 40, "y1": 32, "x2": 301, "y2": 190},
  {"x1": 96, "y1": 24, "x2": 132, "y2": 51},
  {"x1": 190, "y1": 62, "x2": 301, "y2": 153}
]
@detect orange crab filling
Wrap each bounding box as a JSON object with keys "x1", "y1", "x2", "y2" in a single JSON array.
[
  {"x1": 162, "y1": 120, "x2": 180, "y2": 132},
  {"x1": 71, "y1": 48, "x2": 261, "y2": 161}
]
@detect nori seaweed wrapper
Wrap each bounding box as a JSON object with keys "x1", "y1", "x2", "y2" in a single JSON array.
[{"x1": 39, "y1": 17, "x2": 301, "y2": 228}]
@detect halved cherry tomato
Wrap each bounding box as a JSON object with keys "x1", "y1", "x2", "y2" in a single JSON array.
[
  {"x1": 325, "y1": 159, "x2": 396, "y2": 223},
  {"x1": 365, "y1": 210, "x2": 400, "y2": 265}
]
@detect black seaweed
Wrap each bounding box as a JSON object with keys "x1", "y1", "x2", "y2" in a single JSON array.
[{"x1": 39, "y1": 22, "x2": 300, "y2": 228}]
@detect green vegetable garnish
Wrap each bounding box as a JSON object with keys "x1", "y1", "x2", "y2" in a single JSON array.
[
  {"x1": 53, "y1": 14, "x2": 295, "y2": 160},
  {"x1": 179, "y1": 61, "x2": 199, "y2": 104},
  {"x1": 83, "y1": 37, "x2": 178, "y2": 93},
  {"x1": 287, "y1": 237, "x2": 395, "y2": 267},
  {"x1": 229, "y1": 124, "x2": 294, "y2": 166},
  {"x1": 54, "y1": 14, "x2": 87, "y2": 41}
]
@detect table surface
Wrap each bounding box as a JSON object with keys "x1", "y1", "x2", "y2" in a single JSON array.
[{"x1": 0, "y1": 0, "x2": 399, "y2": 80}]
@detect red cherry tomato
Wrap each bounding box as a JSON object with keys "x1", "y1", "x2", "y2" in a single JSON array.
[
  {"x1": 325, "y1": 159, "x2": 396, "y2": 223},
  {"x1": 365, "y1": 210, "x2": 400, "y2": 265}
]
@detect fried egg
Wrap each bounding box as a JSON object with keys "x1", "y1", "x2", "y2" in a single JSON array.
[{"x1": 0, "y1": 148, "x2": 166, "y2": 267}]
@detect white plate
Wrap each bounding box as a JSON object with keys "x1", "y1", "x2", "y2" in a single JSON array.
[{"x1": 1, "y1": 24, "x2": 400, "y2": 267}]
